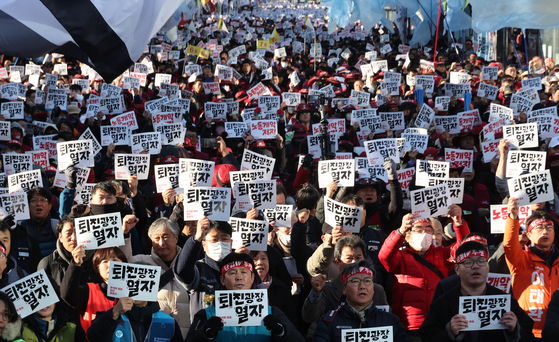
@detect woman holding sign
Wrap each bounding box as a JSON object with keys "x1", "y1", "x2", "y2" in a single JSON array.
[{"x1": 61, "y1": 247, "x2": 127, "y2": 333}]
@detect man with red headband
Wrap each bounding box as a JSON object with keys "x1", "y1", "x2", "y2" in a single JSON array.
[
  {"x1": 184, "y1": 252, "x2": 304, "y2": 342},
  {"x1": 504, "y1": 197, "x2": 559, "y2": 338},
  {"x1": 313, "y1": 259, "x2": 409, "y2": 342},
  {"x1": 420, "y1": 241, "x2": 534, "y2": 341},
  {"x1": 378, "y1": 205, "x2": 469, "y2": 341}
]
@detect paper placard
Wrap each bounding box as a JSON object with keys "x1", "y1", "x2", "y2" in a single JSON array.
[
  {"x1": 444, "y1": 83, "x2": 471, "y2": 98},
  {"x1": 100, "y1": 125, "x2": 130, "y2": 146},
  {"x1": 435, "y1": 96, "x2": 451, "y2": 111},
  {"x1": 179, "y1": 159, "x2": 215, "y2": 188},
  {"x1": 230, "y1": 170, "x2": 268, "y2": 191},
  {"x1": 154, "y1": 73, "x2": 172, "y2": 87},
  {"x1": 230, "y1": 218, "x2": 268, "y2": 251},
  {"x1": 130, "y1": 132, "x2": 162, "y2": 155},
  {"x1": 215, "y1": 290, "x2": 268, "y2": 326},
  {"x1": 312, "y1": 118, "x2": 346, "y2": 135},
  {"x1": 0, "y1": 101, "x2": 24, "y2": 120},
  {"x1": 258, "y1": 96, "x2": 281, "y2": 113},
  {"x1": 349, "y1": 90, "x2": 370, "y2": 106},
  {"x1": 414, "y1": 104, "x2": 435, "y2": 129},
  {"x1": 487, "y1": 273, "x2": 512, "y2": 293},
  {"x1": 482, "y1": 66, "x2": 499, "y2": 81},
  {"x1": 0, "y1": 193, "x2": 30, "y2": 221},
  {"x1": 415, "y1": 75, "x2": 435, "y2": 93},
  {"x1": 108, "y1": 262, "x2": 161, "y2": 301},
  {"x1": 424, "y1": 177, "x2": 464, "y2": 204},
  {"x1": 503, "y1": 123, "x2": 538, "y2": 149},
  {"x1": 75, "y1": 212, "x2": 124, "y2": 250},
  {"x1": 379, "y1": 112, "x2": 405, "y2": 131},
  {"x1": 450, "y1": 72, "x2": 469, "y2": 84},
  {"x1": 233, "y1": 180, "x2": 276, "y2": 210},
  {"x1": 483, "y1": 117, "x2": 506, "y2": 141},
  {"x1": 528, "y1": 115, "x2": 559, "y2": 139},
  {"x1": 183, "y1": 187, "x2": 231, "y2": 221},
  {"x1": 355, "y1": 157, "x2": 388, "y2": 183},
  {"x1": 282, "y1": 92, "x2": 301, "y2": 106},
  {"x1": 318, "y1": 160, "x2": 355, "y2": 188},
  {"x1": 395, "y1": 168, "x2": 415, "y2": 198},
  {"x1": 411, "y1": 183, "x2": 452, "y2": 220},
  {"x1": 250, "y1": 120, "x2": 277, "y2": 140},
  {"x1": 490, "y1": 204, "x2": 531, "y2": 234},
  {"x1": 154, "y1": 123, "x2": 185, "y2": 146},
  {"x1": 224, "y1": 122, "x2": 248, "y2": 138},
  {"x1": 459, "y1": 295, "x2": 510, "y2": 331},
  {"x1": 114, "y1": 154, "x2": 150, "y2": 180},
  {"x1": 341, "y1": 326, "x2": 393, "y2": 342},
  {"x1": 99, "y1": 96, "x2": 124, "y2": 115},
  {"x1": 477, "y1": 83, "x2": 498, "y2": 100},
  {"x1": 508, "y1": 170, "x2": 553, "y2": 206},
  {"x1": 1, "y1": 270, "x2": 59, "y2": 319},
  {"x1": 489, "y1": 104, "x2": 513, "y2": 124},
  {"x1": 154, "y1": 165, "x2": 180, "y2": 193},
  {"x1": 2, "y1": 153, "x2": 32, "y2": 176},
  {"x1": 240, "y1": 149, "x2": 275, "y2": 178},
  {"x1": 247, "y1": 82, "x2": 271, "y2": 99},
  {"x1": 8, "y1": 170, "x2": 43, "y2": 193},
  {"x1": 505, "y1": 151, "x2": 546, "y2": 178},
  {"x1": 481, "y1": 140, "x2": 500, "y2": 163},
  {"x1": 445, "y1": 148, "x2": 473, "y2": 172},
  {"x1": 75, "y1": 184, "x2": 94, "y2": 205},
  {"x1": 263, "y1": 205, "x2": 293, "y2": 228},
  {"x1": 434, "y1": 116, "x2": 460, "y2": 134},
  {"x1": 26, "y1": 150, "x2": 49, "y2": 169},
  {"x1": 402, "y1": 133, "x2": 429, "y2": 154},
  {"x1": 110, "y1": 112, "x2": 139, "y2": 130},
  {"x1": 364, "y1": 138, "x2": 399, "y2": 166},
  {"x1": 358, "y1": 117, "x2": 384, "y2": 136}
]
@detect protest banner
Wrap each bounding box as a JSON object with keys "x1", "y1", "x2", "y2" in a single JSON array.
[
  {"x1": 75, "y1": 184, "x2": 95, "y2": 205},
  {"x1": 215, "y1": 289, "x2": 268, "y2": 326},
  {"x1": 434, "y1": 116, "x2": 460, "y2": 134},
  {"x1": 240, "y1": 149, "x2": 275, "y2": 178},
  {"x1": 154, "y1": 123, "x2": 185, "y2": 146},
  {"x1": 179, "y1": 159, "x2": 215, "y2": 188},
  {"x1": 154, "y1": 164, "x2": 180, "y2": 193},
  {"x1": 8, "y1": 169, "x2": 43, "y2": 194},
  {"x1": 100, "y1": 125, "x2": 130, "y2": 146},
  {"x1": 130, "y1": 132, "x2": 162, "y2": 155},
  {"x1": 318, "y1": 160, "x2": 355, "y2": 188},
  {"x1": 114, "y1": 154, "x2": 150, "y2": 180},
  {"x1": 487, "y1": 273, "x2": 512, "y2": 293},
  {"x1": 528, "y1": 115, "x2": 559, "y2": 139},
  {"x1": 110, "y1": 111, "x2": 139, "y2": 130},
  {"x1": 341, "y1": 326, "x2": 393, "y2": 342},
  {"x1": 459, "y1": 295, "x2": 510, "y2": 330},
  {"x1": 481, "y1": 140, "x2": 500, "y2": 163},
  {"x1": 230, "y1": 170, "x2": 268, "y2": 190},
  {"x1": 503, "y1": 123, "x2": 538, "y2": 149},
  {"x1": 1, "y1": 270, "x2": 59, "y2": 318},
  {"x1": 414, "y1": 104, "x2": 435, "y2": 129},
  {"x1": 379, "y1": 112, "x2": 405, "y2": 131},
  {"x1": 233, "y1": 180, "x2": 276, "y2": 210},
  {"x1": 508, "y1": 170, "x2": 553, "y2": 206},
  {"x1": 2, "y1": 153, "x2": 32, "y2": 176},
  {"x1": 410, "y1": 183, "x2": 452, "y2": 219},
  {"x1": 477, "y1": 83, "x2": 498, "y2": 100},
  {"x1": 224, "y1": 122, "x2": 248, "y2": 138},
  {"x1": 75, "y1": 212, "x2": 124, "y2": 250},
  {"x1": 424, "y1": 177, "x2": 464, "y2": 204},
  {"x1": 395, "y1": 168, "x2": 415, "y2": 198},
  {"x1": 355, "y1": 158, "x2": 388, "y2": 183},
  {"x1": 490, "y1": 204, "x2": 531, "y2": 234},
  {"x1": 250, "y1": 120, "x2": 277, "y2": 139},
  {"x1": 483, "y1": 117, "x2": 506, "y2": 141},
  {"x1": 0, "y1": 101, "x2": 24, "y2": 120},
  {"x1": 402, "y1": 133, "x2": 429, "y2": 154},
  {"x1": 108, "y1": 262, "x2": 161, "y2": 301},
  {"x1": 204, "y1": 102, "x2": 227, "y2": 120},
  {"x1": 482, "y1": 66, "x2": 499, "y2": 80},
  {"x1": 282, "y1": 92, "x2": 301, "y2": 106},
  {"x1": 183, "y1": 187, "x2": 231, "y2": 221},
  {"x1": 258, "y1": 96, "x2": 281, "y2": 112},
  {"x1": 0, "y1": 193, "x2": 30, "y2": 221},
  {"x1": 445, "y1": 148, "x2": 473, "y2": 172},
  {"x1": 364, "y1": 138, "x2": 399, "y2": 166},
  {"x1": 263, "y1": 205, "x2": 293, "y2": 228},
  {"x1": 505, "y1": 151, "x2": 546, "y2": 178},
  {"x1": 324, "y1": 197, "x2": 363, "y2": 233},
  {"x1": 230, "y1": 218, "x2": 268, "y2": 251}
]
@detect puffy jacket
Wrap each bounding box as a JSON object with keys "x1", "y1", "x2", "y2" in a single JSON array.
[
  {"x1": 18, "y1": 215, "x2": 58, "y2": 258},
  {"x1": 133, "y1": 246, "x2": 191, "y2": 338},
  {"x1": 22, "y1": 308, "x2": 86, "y2": 342},
  {"x1": 312, "y1": 301, "x2": 409, "y2": 342},
  {"x1": 38, "y1": 239, "x2": 98, "y2": 286},
  {"x1": 504, "y1": 217, "x2": 559, "y2": 338},
  {"x1": 378, "y1": 221, "x2": 469, "y2": 331}
]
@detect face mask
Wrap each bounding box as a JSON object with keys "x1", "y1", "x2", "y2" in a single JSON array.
[
  {"x1": 60, "y1": 132, "x2": 72, "y2": 140},
  {"x1": 278, "y1": 233, "x2": 291, "y2": 246},
  {"x1": 115, "y1": 197, "x2": 126, "y2": 212},
  {"x1": 24, "y1": 115, "x2": 33, "y2": 123},
  {"x1": 94, "y1": 84, "x2": 102, "y2": 92},
  {"x1": 68, "y1": 115, "x2": 79, "y2": 124},
  {"x1": 409, "y1": 233, "x2": 432, "y2": 252},
  {"x1": 345, "y1": 113, "x2": 352, "y2": 121},
  {"x1": 206, "y1": 242, "x2": 231, "y2": 262},
  {"x1": 281, "y1": 62, "x2": 288, "y2": 68},
  {"x1": 90, "y1": 202, "x2": 120, "y2": 215}
]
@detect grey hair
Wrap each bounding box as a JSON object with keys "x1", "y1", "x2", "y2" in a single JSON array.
[
  {"x1": 148, "y1": 218, "x2": 180, "y2": 239},
  {"x1": 333, "y1": 235, "x2": 366, "y2": 261}
]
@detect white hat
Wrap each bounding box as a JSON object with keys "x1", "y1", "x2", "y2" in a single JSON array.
[{"x1": 550, "y1": 136, "x2": 559, "y2": 148}]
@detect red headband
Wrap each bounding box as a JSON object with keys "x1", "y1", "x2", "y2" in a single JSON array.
[
  {"x1": 0, "y1": 245, "x2": 5, "y2": 256},
  {"x1": 528, "y1": 219, "x2": 554, "y2": 233},
  {"x1": 456, "y1": 250, "x2": 488, "y2": 264},
  {"x1": 221, "y1": 261, "x2": 254, "y2": 276},
  {"x1": 342, "y1": 266, "x2": 374, "y2": 284},
  {"x1": 413, "y1": 218, "x2": 431, "y2": 226},
  {"x1": 463, "y1": 235, "x2": 487, "y2": 245}
]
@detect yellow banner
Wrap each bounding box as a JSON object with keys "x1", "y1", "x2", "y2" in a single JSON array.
[
  {"x1": 257, "y1": 40, "x2": 270, "y2": 49},
  {"x1": 186, "y1": 45, "x2": 201, "y2": 56},
  {"x1": 199, "y1": 49, "x2": 210, "y2": 59}
]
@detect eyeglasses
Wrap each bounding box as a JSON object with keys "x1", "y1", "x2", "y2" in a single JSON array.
[
  {"x1": 459, "y1": 258, "x2": 488, "y2": 268},
  {"x1": 346, "y1": 277, "x2": 374, "y2": 287},
  {"x1": 30, "y1": 198, "x2": 49, "y2": 204},
  {"x1": 0, "y1": 254, "x2": 5, "y2": 260},
  {"x1": 0, "y1": 311, "x2": 13, "y2": 321},
  {"x1": 531, "y1": 226, "x2": 554, "y2": 232},
  {"x1": 411, "y1": 228, "x2": 434, "y2": 235}
]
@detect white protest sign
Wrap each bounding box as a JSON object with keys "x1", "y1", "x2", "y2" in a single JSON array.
[
  {"x1": 183, "y1": 187, "x2": 231, "y2": 221},
  {"x1": 528, "y1": 115, "x2": 559, "y2": 139},
  {"x1": 75, "y1": 212, "x2": 124, "y2": 250},
  {"x1": 8, "y1": 170, "x2": 43, "y2": 194},
  {"x1": 424, "y1": 177, "x2": 464, "y2": 204},
  {"x1": 318, "y1": 160, "x2": 355, "y2": 188},
  {"x1": 247, "y1": 82, "x2": 271, "y2": 99},
  {"x1": 154, "y1": 165, "x2": 180, "y2": 193},
  {"x1": 108, "y1": 262, "x2": 161, "y2": 301},
  {"x1": 75, "y1": 184, "x2": 94, "y2": 205},
  {"x1": 240, "y1": 149, "x2": 275, "y2": 178},
  {"x1": 487, "y1": 273, "x2": 512, "y2": 293},
  {"x1": 522, "y1": 78, "x2": 542, "y2": 91},
  {"x1": 114, "y1": 154, "x2": 150, "y2": 180},
  {"x1": 411, "y1": 183, "x2": 452, "y2": 220},
  {"x1": 154, "y1": 123, "x2": 185, "y2": 146},
  {"x1": 444, "y1": 83, "x2": 471, "y2": 98},
  {"x1": 364, "y1": 139, "x2": 399, "y2": 166},
  {"x1": 179, "y1": 159, "x2": 215, "y2": 188},
  {"x1": 503, "y1": 123, "x2": 538, "y2": 149},
  {"x1": 434, "y1": 116, "x2": 460, "y2": 134},
  {"x1": 402, "y1": 133, "x2": 429, "y2": 154},
  {"x1": 0, "y1": 101, "x2": 24, "y2": 120},
  {"x1": 445, "y1": 148, "x2": 473, "y2": 172},
  {"x1": 110, "y1": 112, "x2": 139, "y2": 130},
  {"x1": 435, "y1": 96, "x2": 451, "y2": 111},
  {"x1": 225, "y1": 122, "x2": 248, "y2": 138},
  {"x1": 477, "y1": 83, "x2": 498, "y2": 101},
  {"x1": 26, "y1": 150, "x2": 49, "y2": 169},
  {"x1": 415, "y1": 75, "x2": 435, "y2": 93},
  {"x1": 459, "y1": 295, "x2": 510, "y2": 331},
  {"x1": 100, "y1": 125, "x2": 130, "y2": 146},
  {"x1": 505, "y1": 151, "x2": 546, "y2": 178},
  {"x1": 481, "y1": 140, "x2": 500, "y2": 163},
  {"x1": 489, "y1": 104, "x2": 513, "y2": 124},
  {"x1": 263, "y1": 205, "x2": 293, "y2": 228},
  {"x1": 258, "y1": 96, "x2": 281, "y2": 113},
  {"x1": 2, "y1": 153, "x2": 32, "y2": 176},
  {"x1": 230, "y1": 218, "x2": 268, "y2": 251},
  {"x1": 233, "y1": 180, "x2": 276, "y2": 210},
  {"x1": 0, "y1": 193, "x2": 30, "y2": 221},
  {"x1": 379, "y1": 112, "x2": 405, "y2": 131},
  {"x1": 450, "y1": 72, "x2": 470, "y2": 84},
  {"x1": 1, "y1": 270, "x2": 59, "y2": 319},
  {"x1": 130, "y1": 132, "x2": 162, "y2": 155},
  {"x1": 98, "y1": 96, "x2": 124, "y2": 115},
  {"x1": 282, "y1": 92, "x2": 301, "y2": 107},
  {"x1": 154, "y1": 73, "x2": 172, "y2": 87},
  {"x1": 395, "y1": 168, "x2": 415, "y2": 198},
  {"x1": 490, "y1": 204, "x2": 531, "y2": 234},
  {"x1": 483, "y1": 117, "x2": 506, "y2": 141},
  {"x1": 508, "y1": 170, "x2": 553, "y2": 206},
  {"x1": 250, "y1": 120, "x2": 277, "y2": 140},
  {"x1": 482, "y1": 66, "x2": 499, "y2": 80},
  {"x1": 215, "y1": 290, "x2": 268, "y2": 326},
  {"x1": 349, "y1": 90, "x2": 370, "y2": 107},
  {"x1": 205, "y1": 102, "x2": 227, "y2": 121},
  {"x1": 341, "y1": 326, "x2": 393, "y2": 342},
  {"x1": 414, "y1": 104, "x2": 435, "y2": 130},
  {"x1": 324, "y1": 197, "x2": 363, "y2": 233}
]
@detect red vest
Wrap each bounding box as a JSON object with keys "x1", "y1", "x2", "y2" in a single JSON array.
[{"x1": 80, "y1": 283, "x2": 117, "y2": 333}]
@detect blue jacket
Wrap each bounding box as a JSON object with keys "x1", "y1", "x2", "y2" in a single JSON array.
[
  {"x1": 312, "y1": 301, "x2": 409, "y2": 342},
  {"x1": 18, "y1": 214, "x2": 58, "y2": 258}
]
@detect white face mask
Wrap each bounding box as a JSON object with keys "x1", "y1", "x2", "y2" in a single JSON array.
[
  {"x1": 409, "y1": 233, "x2": 433, "y2": 252},
  {"x1": 278, "y1": 233, "x2": 291, "y2": 246},
  {"x1": 206, "y1": 242, "x2": 231, "y2": 262},
  {"x1": 281, "y1": 62, "x2": 288, "y2": 68}
]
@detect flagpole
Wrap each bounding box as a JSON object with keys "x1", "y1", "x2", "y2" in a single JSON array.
[
  {"x1": 507, "y1": 29, "x2": 522, "y2": 72},
  {"x1": 522, "y1": 29, "x2": 530, "y2": 77},
  {"x1": 433, "y1": 0, "x2": 442, "y2": 62}
]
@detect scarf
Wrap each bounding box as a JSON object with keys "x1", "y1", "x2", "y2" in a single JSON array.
[{"x1": 346, "y1": 300, "x2": 374, "y2": 324}]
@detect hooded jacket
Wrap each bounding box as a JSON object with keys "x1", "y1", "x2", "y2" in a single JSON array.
[
  {"x1": 38, "y1": 239, "x2": 98, "y2": 286},
  {"x1": 0, "y1": 318, "x2": 23, "y2": 342}
]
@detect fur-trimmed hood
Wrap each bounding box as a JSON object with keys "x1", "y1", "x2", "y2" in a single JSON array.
[{"x1": 0, "y1": 318, "x2": 22, "y2": 342}]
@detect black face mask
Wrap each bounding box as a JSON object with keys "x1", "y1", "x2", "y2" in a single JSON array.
[
  {"x1": 115, "y1": 197, "x2": 126, "y2": 212},
  {"x1": 60, "y1": 132, "x2": 72, "y2": 140},
  {"x1": 550, "y1": 166, "x2": 559, "y2": 179},
  {"x1": 90, "y1": 202, "x2": 120, "y2": 215}
]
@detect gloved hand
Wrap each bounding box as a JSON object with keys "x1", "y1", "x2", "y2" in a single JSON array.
[
  {"x1": 334, "y1": 186, "x2": 349, "y2": 202},
  {"x1": 0, "y1": 214, "x2": 15, "y2": 231},
  {"x1": 302, "y1": 154, "x2": 314, "y2": 170},
  {"x1": 170, "y1": 201, "x2": 185, "y2": 227},
  {"x1": 204, "y1": 316, "x2": 224, "y2": 339},
  {"x1": 383, "y1": 158, "x2": 397, "y2": 181},
  {"x1": 65, "y1": 164, "x2": 79, "y2": 189},
  {"x1": 263, "y1": 315, "x2": 284, "y2": 336}
]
